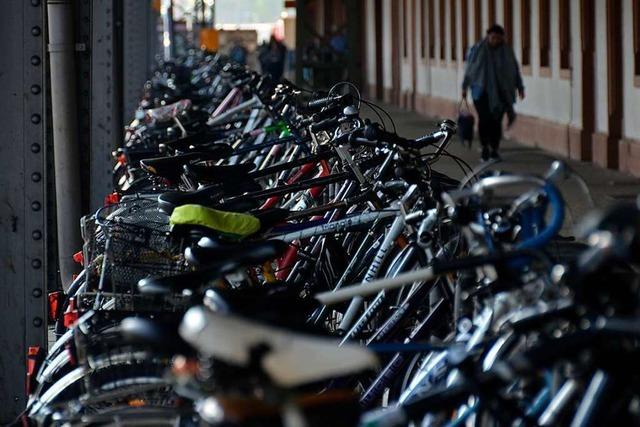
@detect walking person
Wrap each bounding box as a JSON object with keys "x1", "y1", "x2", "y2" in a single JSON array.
[
  {"x1": 258, "y1": 35, "x2": 287, "y2": 81},
  {"x1": 462, "y1": 24, "x2": 525, "y2": 161},
  {"x1": 229, "y1": 39, "x2": 248, "y2": 66}
]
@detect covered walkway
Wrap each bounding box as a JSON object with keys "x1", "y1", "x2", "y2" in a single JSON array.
[{"x1": 373, "y1": 103, "x2": 640, "y2": 227}]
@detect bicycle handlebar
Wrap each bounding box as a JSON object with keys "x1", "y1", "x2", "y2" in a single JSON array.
[
  {"x1": 450, "y1": 175, "x2": 565, "y2": 251},
  {"x1": 515, "y1": 182, "x2": 565, "y2": 250},
  {"x1": 472, "y1": 175, "x2": 547, "y2": 194},
  {"x1": 363, "y1": 119, "x2": 456, "y2": 151},
  {"x1": 303, "y1": 93, "x2": 353, "y2": 111}
]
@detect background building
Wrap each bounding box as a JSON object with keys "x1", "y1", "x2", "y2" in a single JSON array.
[{"x1": 361, "y1": 0, "x2": 640, "y2": 175}]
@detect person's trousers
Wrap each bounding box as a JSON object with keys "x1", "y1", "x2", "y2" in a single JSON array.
[{"x1": 473, "y1": 93, "x2": 502, "y2": 152}]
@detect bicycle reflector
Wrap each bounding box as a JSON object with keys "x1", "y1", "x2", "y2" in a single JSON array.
[
  {"x1": 48, "y1": 291, "x2": 64, "y2": 323},
  {"x1": 26, "y1": 346, "x2": 44, "y2": 395},
  {"x1": 104, "y1": 192, "x2": 121, "y2": 206},
  {"x1": 63, "y1": 298, "x2": 79, "y2": 328},
  {"x1": 72, "y1": 250, "x2": 84, "y2": 266}
]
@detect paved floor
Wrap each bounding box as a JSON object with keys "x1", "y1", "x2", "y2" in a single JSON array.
[{"x1": 364, "y1": 103, "x2": 640, "y2": 233}]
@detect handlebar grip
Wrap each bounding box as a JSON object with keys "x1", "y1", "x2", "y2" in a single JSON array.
[
  {"x1": 310, "y1": 118, "x2": 339, "y2": 133},
  {"x1": 415, "y1": 133, "x2": 441, "y2": 145},
  {"x1": 304, "y1": 93, "x2": 352, "y2": 111},
  {"x1": 306, "y1": 96, "x2": 335, "y2": 109}
]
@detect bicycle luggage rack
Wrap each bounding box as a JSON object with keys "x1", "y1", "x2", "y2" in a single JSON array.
[{"x1": 77, "y1": 292, "x2": 190, "y2": 313}]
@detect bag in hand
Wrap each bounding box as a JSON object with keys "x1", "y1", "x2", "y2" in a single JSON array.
[{"x1": 457, "y1": 99, "x2": 475, "y2": 147}]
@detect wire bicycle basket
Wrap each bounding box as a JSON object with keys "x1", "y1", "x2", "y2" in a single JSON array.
[{"x1": 92, "y1": 197, "x2": 188, "y2": 297}]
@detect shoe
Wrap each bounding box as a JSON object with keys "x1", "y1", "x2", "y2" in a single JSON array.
[
  {"x1": 481, "y1": 147, "x2": 490, "y2": 162},
  {"x1": 490, "y1": 151, "x2": 501, "y2": 161}
]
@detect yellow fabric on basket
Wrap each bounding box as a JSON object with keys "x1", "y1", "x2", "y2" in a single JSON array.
[{"x1": 170, "y1": 204, "x2": 260, "y2": 239}]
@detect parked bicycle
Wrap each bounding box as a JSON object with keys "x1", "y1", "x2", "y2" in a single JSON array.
[{"x1": 18, "y1": 51, "x2": 639, "y2": 427}]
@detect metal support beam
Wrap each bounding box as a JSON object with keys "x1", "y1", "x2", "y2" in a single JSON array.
[
  {"x1": 90, "y1": 0, "x2": 123, "y2": 210},
  {"x1": 123, "y1": 0, "x2": 158, "y2": 124},
  {"x1": 0, "y1": 0, "x2": 157, "y2": 418},
  {"x1": 0, "y1": 0, "x2": 47, "y2": 421}
]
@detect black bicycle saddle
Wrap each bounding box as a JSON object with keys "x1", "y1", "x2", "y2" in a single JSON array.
[
  {"x1": 185, "y1": 161, "x2": 256, "y2": 184},
  {"x1": 120, "y1": 316, "x2": 192, "y2": 354},
  {"x1": 140, "y1": 149, "x2": 230, "y2": 181},
  {"x1": 158, "y1": 183, "x2": 262, "y2": 216},
  {"x1": 185, "y1": 239, "x2": 289, "y2": 267},
  {"x1": 138, "y1": 240, "x2": 288, "y2": 295},
  {"x1": 158, "y1": 184, "x2": 223, "y2": 215},
  {"x1": 163, "y1": 133, "x2": 231, "y2": 152}
]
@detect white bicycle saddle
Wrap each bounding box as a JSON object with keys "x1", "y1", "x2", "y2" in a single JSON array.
[{"x1": 179, "y1": 306, "x2": 378, "y2": 388}]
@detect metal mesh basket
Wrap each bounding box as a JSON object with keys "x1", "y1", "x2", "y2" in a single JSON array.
[
  {"x1": 82, "y1": 213, "x2": 106, "y2": 288},
  {"x1": 77, "y1": 292, "x2": 191, "y2": 313},
  {"x1": 94, "y1": 198, "x2": 188, "y2": 294}
]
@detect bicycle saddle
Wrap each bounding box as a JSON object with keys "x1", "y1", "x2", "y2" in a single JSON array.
[
  {"x1": 187, "y1": 208, "x2": 288, "y2": 238},
  {"x1": 163, "y1": 133, "x2": 231, "y2": 152},
  {"x1": 140, "y1": 149, "x2": 231, "y2": 181},
  {"x1": 121, "y1": 147, "x2": 165, "y2": 167},
  {"x1": 202, "y1": 285, "x2": 320, "y2": 334},
  {"x1": 158, "y1": 185, "x2": 222, "y2": 215},
  {"x1": 120, "y1": 317, "x2": 192, "y2": 354},
  {"x1": 179, "y1": 307, "x2": 378, "y2": 388},
  {"x1": 158, "y1": 186, "x2": 260, "y2": 216},
  {"x1": 185, "y1": 162, "x2": 256, "y2": 184},
  {"x1": 138, "y1": 269, "x2": 209, "y2": 295},
  {"x1": 138, "y1": 240, "x2": 288, "y2": 295},
  {"x1": 145, "y1": 99, "x2": 191, "y2": 123},
  {"x1": 185, "y1": 239, "x2": 288, "y2": 267},
  {"x1": 170, "y1": 205, "x2": 261, "y2": 239}
]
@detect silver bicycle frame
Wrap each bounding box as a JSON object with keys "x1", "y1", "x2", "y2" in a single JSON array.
[
  {"x1": 337, "y1": 185, "x2": 419, "y2": 332},
  {"x1": 269, "y1": 209, "x2": 399, "y2": 243},
  {"x1": 208, "y1": 95, "x2": 261, "y2": 127}
]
